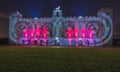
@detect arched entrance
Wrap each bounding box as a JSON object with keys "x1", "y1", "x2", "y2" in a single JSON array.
[
  {"x1": 93, "y1": 40, "x2": 96, "y2": 46},
  {"x1": 79, "y1": 40, "x2": 82, "y2": 46},
  {"x1": 85, "y1": 40, "x2": 89, "y2": 46}
]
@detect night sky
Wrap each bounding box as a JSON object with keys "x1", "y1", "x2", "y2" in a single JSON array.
[{"x1": 0, "y1": 0, "x2": 119, "y2": 38}]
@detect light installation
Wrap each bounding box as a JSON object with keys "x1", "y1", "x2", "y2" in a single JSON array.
[{"x1": 9, "y1": 7, "x2": 113, "y2": 46}]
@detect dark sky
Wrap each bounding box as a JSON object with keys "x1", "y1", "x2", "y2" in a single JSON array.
[{"x1": 0, "y1": 0, "x2": 119, "y2": 38}]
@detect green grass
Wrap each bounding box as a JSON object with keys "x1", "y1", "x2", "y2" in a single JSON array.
[{"x1": 0, "y1": 46, "x2": 120, "y2": 72}]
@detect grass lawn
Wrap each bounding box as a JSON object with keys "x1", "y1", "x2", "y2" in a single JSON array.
[{"x1": 0, "y1": 46, "x2": 120, "y2": 72}]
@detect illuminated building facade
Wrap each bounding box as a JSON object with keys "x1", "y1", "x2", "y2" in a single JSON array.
[{"x1": 9, "y1": 7, "x2": 113, "y2": 46}]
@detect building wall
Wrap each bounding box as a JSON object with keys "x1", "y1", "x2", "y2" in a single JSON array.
[{"x1": 9, "y1": 8, "x2": 113, "y2": 46}]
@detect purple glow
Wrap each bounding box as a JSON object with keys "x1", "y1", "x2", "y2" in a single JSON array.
[
  {"x1": 82, "y1": 33, "x2": 85, "y2": 38},
  {"x1": 88, "y1": 28, "x2": 92, "y2": 38},
  {"x1": 25, "y1": 33, "x2": 28, "y2": 38},
  {"x1": 67, "y1": 27, "x2": 73, "y2": 38},
  {"x1": 30, "y1": 29, "x2": 34, "y2": 38},
  {"x1": 82, "y1": 29, "x2": 86, "y2": 38},
  {"x1": 89, "y1": 32, "x2": 92, "y2": 38},
  {"x1": 23, "y1": 29, "x2": 28, "y2": 38},
  {"x1": 43, "y1": 26, "x2": 47, "y2": 38},
  {"x1": 74, "y1": 27, "x2": 79, "y2": 38},
  {"x1": 36, "y1": 27, "x2": 40, "y2": 38}
]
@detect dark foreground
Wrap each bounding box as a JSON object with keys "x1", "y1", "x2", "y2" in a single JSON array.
[{"x1": 0, "y1": 46, "x2": 120, "y2": 72}]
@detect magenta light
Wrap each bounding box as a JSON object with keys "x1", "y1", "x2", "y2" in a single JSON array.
[
  {"x1": 68, "y1": 34, "x2": 72, "y2": 38},
  {"x1": 74, "y1": 27, "x2": 79, "y2": 38},
  {"x1": 75, "y1": 32, "x2": 78, "y2": 38},
  {"x1": 23, "y1": 29, "x2": 28, "y2": 38},
  {"x1": 43, "y1": 34, "x2": 46, "y2": 38},
  {"x1": 88, "y1": 29, "x2": 92, "y2": 38},
  {"x1": 43, "y1": 26, "x2": 47, "y2": 38},
  {"x1": 36, "y1": 28, "x2": 40, "y2": 38},
  {"x1": 67, "y1": 27, "x2": 73, "y2": 38},
  {"x1": 82, "y1": 29, "x2": 86, "y2": 38},
  {"x1": 68, "y1": 31, "x2": 72, "y2": 38},
  {"x1": 90, "y1": 33, "x2": 92, "y2": 38},
  {"x1": 25, "y1": 33, "x2": 28, "y2": 38},
  {"x1": 31, "y1": 33, "x2": 34, "y2": 37},
  {"x1": 75, "y1": 29, "x2": 79, "y2": 38},
  {"x1": 30, "y1": 29, "x2": 34, "y2": 38},
  {"x1": 82, "y1": 33, "x2": 85, "y2": 38}
]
